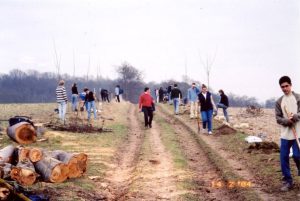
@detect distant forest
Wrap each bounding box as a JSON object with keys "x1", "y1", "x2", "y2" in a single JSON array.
[{"x1": 0, "y1": 63, "x2": 276, "y2": 108}]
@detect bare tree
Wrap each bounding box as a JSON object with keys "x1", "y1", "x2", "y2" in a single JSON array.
[
  {"x1": 86, "y1": 55, "x2": 90, "y2": 81},
  {"x1": 52, "y1": 39, "x2": 61, "y2": 80},
  {"x1": 116, "y1": 62, "x2": 144, "y2": 102},
  {"x1": 73, "y1": 49, "x2": 76, "y2": 78},
  {"x1": 199, "y1": 48, "x2": 217, "y2": 89}
]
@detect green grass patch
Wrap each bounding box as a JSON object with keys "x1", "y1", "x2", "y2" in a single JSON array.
[{"x1": 156, "y1": 115, "x2": 188, "y2": 169}]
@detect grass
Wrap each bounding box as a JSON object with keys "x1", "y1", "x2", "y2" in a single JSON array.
[{"x1": 0, "y1": 102, "x2": 131, "y2": 200}]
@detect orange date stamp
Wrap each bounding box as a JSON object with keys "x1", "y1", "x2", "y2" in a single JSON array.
[{"x1": 211, "y1": 180, "x2": 252, "y2": 188}]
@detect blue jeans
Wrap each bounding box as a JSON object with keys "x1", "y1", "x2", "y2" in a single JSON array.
[
  {"x1": 280, "y1": 139, "x2": 300, "y2": 185},
  {"x1": 87, "y1": 101, "x2": 97, "y2": 120},
  {"x1": 58, "y1": 101, "x2": 67, "y2": 121},
  {"x1": 201, "y1": 110, "x2": 213, "y2": 132},
  {"x1": 71, "y1": 94, "x2": 78, "y2": 111},
  {"x1": 173, "y1": 98, "x2": 180, "y2": 114},
  {"x1": 217, "y1": 103, "x2": 229, "y2": 122}
]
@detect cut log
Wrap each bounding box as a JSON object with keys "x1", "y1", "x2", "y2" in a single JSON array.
[
  {"x1": 0, "y1": 187, "x2": 10, "y2": 200},
  {"x1": 0, "y1": 163, "x2": 12, "y2": 179},
  {"x1": 7, "y1": 122, "x2": 36, "y2": 144},
  {"x1": 17, "y1": 147, "x2": 30, "y2": 162},
  {"x1": 29, "y1": 148, "x2": 43, "y2": 163},
  {"x1": 0, "y1": 145, "x2": 15, "y2": 164},
  {"x1": 51, "y1": 150, "x2": 88, "y2": 178},
  {"x1": 10, "y1": 159, "x2": 37, "y2": 186},
  {"x1": 34, "y1": 156, "x2": 68, "y2": 183}
]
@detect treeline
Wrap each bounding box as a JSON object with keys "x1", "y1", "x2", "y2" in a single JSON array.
[{"x1": 0, "y1": 64, "x2": 275, "y2": 108}]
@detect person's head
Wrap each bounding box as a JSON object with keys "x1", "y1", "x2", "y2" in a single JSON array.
[
  {"x1": 218, "y1": 89, "x2": 224, "y2": 95},
  {"x1": 201, "y1": 84, "x2": 207, "y2": 93},
  {"x1": 191, "y1": 83, "x2": 196, "y2": 88},
  {"x1": 73, "y1": 83, "x2": 77, "y2": 87},
  {"x1": 174, "y1": 84, "x2": 178, "y2": 88},
  {"x1": 58, "y1": 80, "x2": 65, "y2": 86},
  {"x1": 144, "y1": 87, "x2": 150, "y2": 93},
  {"x1": 84, "y1": 88, "x2": 89, "y2": 93},
  {"x1": 279, "y1": 76, "x2": 292, "y2": 95}
]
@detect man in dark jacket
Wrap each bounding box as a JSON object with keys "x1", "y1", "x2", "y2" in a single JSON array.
[
  {"x1": 216, "y1": 89, "x2": 229, "y2": 122},
  {"x1": 170, "y1": 84, "x2": 182, "y2": 115},
  {"x1": 275, "y1": 76, "x2": 300, "y2": 191}
]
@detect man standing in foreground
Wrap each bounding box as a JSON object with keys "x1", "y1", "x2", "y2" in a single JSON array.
[
  {"x1": 275, "y1": 76, "x2": 300, "y2": 191},
  {"x1": 139, "y1": 87, "x2": 155, "y2": 128}
]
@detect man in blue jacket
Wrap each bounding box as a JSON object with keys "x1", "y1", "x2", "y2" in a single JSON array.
[{"x1": 187, "y1": 83, "x2": 200, "y2": 119}]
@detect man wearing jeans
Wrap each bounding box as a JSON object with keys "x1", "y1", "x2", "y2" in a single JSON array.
[
  {"x1": 85, "y1": 88, "x2": 97, "y2": 122},
  {"x1": 187, "y1": 83, "x2": 200, "y2": 119},
  {"x1": 275, "y1": 76, "x2": 300, "y2": 191},
  {"x1": 171, "y1": 84, "x2": 182, "y2": 115},
  {"x1": 56, "y1": 80, "x2": 68, "y2": 123}
]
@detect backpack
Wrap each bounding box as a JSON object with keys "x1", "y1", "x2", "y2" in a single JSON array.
[
  {"x1": 119, "y1": 88, "x2": 124, "y2": 94},
  {"x1": 8, "y1": 116, "x2": 34, "y2": 127}
]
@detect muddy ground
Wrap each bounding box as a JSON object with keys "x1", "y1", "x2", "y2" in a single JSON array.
[{"x1": 0, "y1": 103, "x2": 299, "y2": 201}]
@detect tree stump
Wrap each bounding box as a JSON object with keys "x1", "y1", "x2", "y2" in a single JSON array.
[
  {"x1": 7, "y1": 122, "x2": 36, "y2": 144},
  {"x1": 0, "y1": 145, "x2": 15, "y2": 164}
]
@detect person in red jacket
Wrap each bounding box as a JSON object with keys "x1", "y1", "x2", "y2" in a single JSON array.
[{"x1": 139, "y1": 87, "x2": 155, "y2": 128}]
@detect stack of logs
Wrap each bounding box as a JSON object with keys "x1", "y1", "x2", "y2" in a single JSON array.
[{"x1": 0, "y1": 145, "x2": 87, "y2": 185}]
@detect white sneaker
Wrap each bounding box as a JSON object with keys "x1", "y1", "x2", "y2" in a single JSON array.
[
  {"x1": 208, "y1": 131, "x2": 213, "y2": 135},
  {"x1": 202, "y1": 129, "x2": 206, "y2": 134}
]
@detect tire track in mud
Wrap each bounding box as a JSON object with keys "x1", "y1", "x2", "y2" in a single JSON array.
[
  {"x1": 157, "y1": 109, "x2": 234, "y2": 201},
  {"x1": 124, "y1": 121, "x2": 180, "y2": 200},
  {"x1": 104, "y1": 104, "x2": 145, "y2": 200},
  {"x1": 158, "y1": 106, "x2": 276, "y2": 201}
]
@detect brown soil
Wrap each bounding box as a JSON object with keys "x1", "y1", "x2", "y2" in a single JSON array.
[
  {"x1": 159, "y1": 105, "x2": 277, "y2": 201},
  {"x1": 215, "y1": 124, "x2": 237, "y2": 135},
  {"x1": 158, "y1": 110, "x2": 234, "y2": 201},
  {"x1": 102, "y1": 105, "x2": 145, "y2": 200},
  {"x1": 247, "y1": 142, "x2": 280, "y2": 154}
]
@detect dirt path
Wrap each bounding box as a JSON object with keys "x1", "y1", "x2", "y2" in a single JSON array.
[
  {"x1": 158, "y1": 106, "x2": 276, "y2": 201},
  {"x1": 104, "y1": 104, "x2": 145, "y2": 200},
  {"x1": 157, "y1": 110, "x2": 233, "y2": 201},
  {"x1": 125, "y1": 121, "x2": 180, "y2": 200}
]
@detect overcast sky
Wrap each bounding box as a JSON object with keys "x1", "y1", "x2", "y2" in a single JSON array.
[{"x1": 0, "y1": 0, "x2": 299, "y2": 102}]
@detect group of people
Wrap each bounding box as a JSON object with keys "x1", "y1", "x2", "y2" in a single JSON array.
[
  {"x1": 55, "y1": 81, "x2": 123, "y2": 123},
  {"x1": 139, "y1": 82, "x2": 229, "y2": 134}
]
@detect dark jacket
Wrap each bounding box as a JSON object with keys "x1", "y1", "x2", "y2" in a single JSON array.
[
  {"x1": 198, "y1": 92, "x2": 213, "y2": 111},
  {"x1": 220, "y1": 94, "x2": 229, "y2": 107},
  {"x1": 86, "y1": 91, "x2": 95, "y2": 102},
  {"x1": 171, "y1": 88, "x2": 182, "y2": 99},
  {"x1": 72, "y1": 86, "x2": 78, "y2": 94}
]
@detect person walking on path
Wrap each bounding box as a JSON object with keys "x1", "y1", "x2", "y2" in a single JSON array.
[
  {"x1": 115, "y1": 85, "x2": 120, "y2": 102},
  {"x1": 139, "y1": 87, "x2": 155, "y2": 128},
  {"x1": 71, "y1": 83, "x2": 79, "y2": 112},
  {"x1": 167, "y1": 85, "x2": 172, "y2": 104},
  {"x1": 216, "y1": 89, "x2": 229, "y2": 122},
  {"x1": 155, "y1": 88, "x2": 159, "y2": 103},
  {"x1": 275, "y1": 76, "x2": 300, "y2": 191},
  {"x1": 187, "y1": 83, "x2": 200, "y2": 119},
  {"x1": 198, "y1": 84, "x2": 216, "y2": 135},
  {"x1": 159, "y1": 87, "x2": 164, "y2": 103},
  {"x1": 85, "y1": 88, "x2": 97, "y2": 122},
  {"x1": 56, "y1": 80, "x2": 68, "y2": 123},
  {"x1": 171, "y1": 84, "x2": 182, "y2": 115}
]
